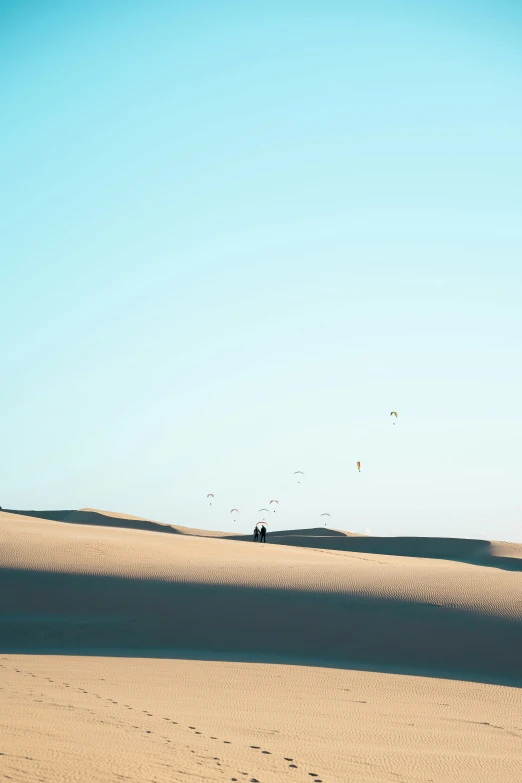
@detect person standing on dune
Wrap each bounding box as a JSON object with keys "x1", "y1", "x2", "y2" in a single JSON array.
[
  {"x1": 260, "y1": 524, "x2": 266, "y2": 543},
  {"x1": 254, "y1": 524, "x2": 259, "y2": 542}
]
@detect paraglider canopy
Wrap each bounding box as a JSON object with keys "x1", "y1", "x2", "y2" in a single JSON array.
[
  {"x1": 269, "y1": 499, "x2": 279, "y2": 512},
  {"x1": 293, "y1": 470, "x2": 305, "y2": 483},
  {"x1": 356, "y1": 461, "x2": 361, "y2": 472},
  {"x1": 206, "y1": 493, "x2": 214, "y2": 505},
  {"x1": 390, "y1": 411, "x2": 398, "y2": 425}
]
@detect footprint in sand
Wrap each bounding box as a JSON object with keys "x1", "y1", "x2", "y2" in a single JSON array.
[
  {"x1": 250, "y1": 745, "x2": 260, "y2": 749},
  {"x1": 262, "y1": 750, "x2": 271, "y2": 754},
  {"x1": 289, "y1": 763, "x2": 297, "y2": 768},
  {"x1": 284, "y1": 757, "x2": 293, "y2": 761}
]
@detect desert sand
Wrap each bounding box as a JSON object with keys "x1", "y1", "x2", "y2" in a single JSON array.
[{"x1": 1, "y1": 508, "x2": 522, "y2": 782}]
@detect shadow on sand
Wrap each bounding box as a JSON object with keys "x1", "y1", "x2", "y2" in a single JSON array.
[
  {"x1": 1, "y1": 568, "x2": 521, "y2": 687},
  {"x1": 225, "y1": 529, "x2": 522, "y2": 572}
]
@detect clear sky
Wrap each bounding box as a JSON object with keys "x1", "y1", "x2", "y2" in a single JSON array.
[{"x1": 1, "y1": 0, "x2": 521, "y2": 540}]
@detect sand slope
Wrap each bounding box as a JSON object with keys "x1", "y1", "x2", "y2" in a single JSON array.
[
  {"x1": 2, "y1": 654, "x2": 522, "y2": 783},
  {"x1": 1, "y1": 509, "x2": 522, "y2": 682},
  {"x1": 2, "y1": 509, "x2": 522, "y2": 782},
  {"x1": 6, "y1": 507, "x2": 522, "y2": 569}
]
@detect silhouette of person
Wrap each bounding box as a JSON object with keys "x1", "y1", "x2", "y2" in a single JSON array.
[
  {"x1": 260, "y1": 524, "x2": 266, "y2": 543},
  {"x1": 254, "y1": 525, "x2": 259, "y2": 542}
]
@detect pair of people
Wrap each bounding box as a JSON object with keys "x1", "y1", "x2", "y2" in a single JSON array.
[{"x1": 254, "y1": 524, "x2": 266, "y2": 543}]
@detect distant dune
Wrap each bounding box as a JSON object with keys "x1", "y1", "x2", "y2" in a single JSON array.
[
  {"x1": 4, "y1": 507, "x2": 183, "y2": 534},
  {"x1": 1, "y1": 508, "x2": 522, "y2": 685},
  {"x1": 5, "y1": 506, "x2": 522, "y2": 569}
]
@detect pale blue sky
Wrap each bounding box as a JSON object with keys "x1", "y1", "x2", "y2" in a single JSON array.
[{"x1": 1, "y1": 1, "x2": 521, "y2": 539}]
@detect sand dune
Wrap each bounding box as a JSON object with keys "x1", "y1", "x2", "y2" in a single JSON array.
[
  {"x1": 1, "y1": 508, "x2": 522, "y2": 782},
  {"x1": 2, "y1": 509, "x2": 522, "y2": 682},
  {"x1": 4, "y1": 506, "x2": 185, "y2": 535},
  {"x1": 230, "y1": 528, "x2": 522, "y2": 570},
  {"x1": 2, "y1": 654, "x2": 522, "y2": 783},
  {"x1": 6, "y1": 506, "x2": 522, "y2": 568}
]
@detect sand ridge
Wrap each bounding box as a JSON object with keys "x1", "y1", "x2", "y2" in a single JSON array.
[
  {"x1": 1, "y1": 509, "x2": 522, "y2": 781},
  {"x1": 2, "y1": 510, "x2": 522, "y2": 615},
  {"x1": 1, "y1": 510, "x2": 522, "y2": 683},
  {"x1": 6, "y1": 506, "x2": 522, "y2": 569}
]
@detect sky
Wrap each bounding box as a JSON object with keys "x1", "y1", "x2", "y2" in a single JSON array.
[{"x1": 1, "y1": 0, "x2": 521, "y2": 540}]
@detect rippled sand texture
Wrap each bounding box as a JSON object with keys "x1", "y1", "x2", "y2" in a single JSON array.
[
  {"x1": 2, "y1": 656, "x2": 522, "y2": 783},
  {"x1": 1, "y1": 509, "x2": 522, "y2": 782}
]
